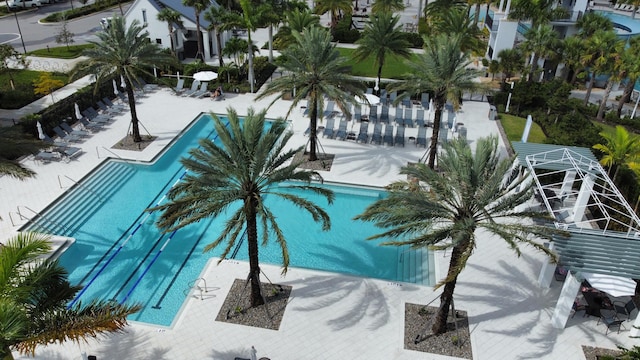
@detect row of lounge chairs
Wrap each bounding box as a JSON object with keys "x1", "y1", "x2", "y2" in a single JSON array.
[
  {"x1": 613, "y1": 3, "x2": 638, "y2": 12},
  {"x1": 320, "y1": 119, "x2": 429, "y2": 148},
  {"x1": 363, "y1": 106, "x2": 433, "y2": 127},
  {"x1": 173, "y1": 80, "x2": 210, "y2": 98},
  {"x1": 303, "y1": 93, "x2": 431, "y2": 119}
]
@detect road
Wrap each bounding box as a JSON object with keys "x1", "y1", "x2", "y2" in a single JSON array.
[{"x1": 0, "y1": 1, "x2": 131, "y2": 53}]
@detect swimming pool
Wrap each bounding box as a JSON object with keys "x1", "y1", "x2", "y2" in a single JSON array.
[
  {"x1": 597, "y1": 11, "x2": 640, "y2": 38},
  {"x1": 24, "y1": 113, "x2": 433, "y2": 327}
]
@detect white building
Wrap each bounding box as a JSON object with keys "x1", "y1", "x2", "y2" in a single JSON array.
[{"x1": 124, "y1": 0, "x2": 230, "y2": 62}]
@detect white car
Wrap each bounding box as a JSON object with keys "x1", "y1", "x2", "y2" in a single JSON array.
[
  {"x1": 100, "y1": 17, "x2": 113, "y2": 30},
  {"x1": 6, "y1": 0, "x2": 42, "y2": 9}
]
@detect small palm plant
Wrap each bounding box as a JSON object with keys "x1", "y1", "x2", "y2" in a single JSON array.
[{"x1": 356, "y1": 136, "x2": 557, "y2": 335}]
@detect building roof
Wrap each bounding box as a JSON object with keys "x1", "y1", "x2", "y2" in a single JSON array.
[{"x1": 151, "y1": 0, "x2": 219, "y2": 29}]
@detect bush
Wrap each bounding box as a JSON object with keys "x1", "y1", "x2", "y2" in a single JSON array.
[
  {"x1": 332, "y1": 16, "x2": 361, "y2": 43},
  {"x1": 41, "y1": 0, "x2": 127, "y2": 23},
  {"x1": 402, "y1": 32, "x2": 423, "y2": 48}
]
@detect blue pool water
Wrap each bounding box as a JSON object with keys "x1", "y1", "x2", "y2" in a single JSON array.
[
  {"x1": 598, "y1": 11, "x2": 640, "y2": 38},
  {"x1": 25, "y1": 114, "x2": 431, "y2": 327}
]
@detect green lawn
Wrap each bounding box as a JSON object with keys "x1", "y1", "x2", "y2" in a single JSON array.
[
  {"x1": 499, "y1": 113, "x2": 547, "y2": 143},
  {"x1": 336, "y1": 48, "x2": 415, "y2": 79},
  {"x1": 29, "y1": 44, "x2": 94, "y2": 59},
  {"x1": 0, "y1": 70, "x2": 69, "y2": 109}
]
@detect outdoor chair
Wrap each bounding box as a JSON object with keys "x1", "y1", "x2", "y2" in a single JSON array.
[
  {"x1": 598, "y1": 309, "x2": 625, "y2": 335},
  {"x1": 335, "y1": 120, "x2": 348, "y2": 140},
  {"x1": 139, "y1": 77, "x2": 159, "y2": 91},
  {"x1": 614, "y1": 299, "x2": 636, "y2": 321},
  {"x1": 416, "y1": 126, "x2": 427, "y2": 148},
  {"x1": 60, "y1": 122, "x2": 90, "y2": 137},
  {"x1": 371, "y1": 123, "x2": 383, "y2": 144},
  {"x1": 97, "y1": 100, "x2": 123, "y2": 115},
  {"x1": 34, "y1": 151, "x2": 60, "y2": 164},
  {"x1": 438, "y1": 127, "x2": 448, "y2": 144},
  {"x1": 394, "y1": 125, "x2": 405, "y2": 147},
  {"x1": 42, "y1": 133, "x2": 69, "y2": 149},
  {"x1": 182, "y1": 81, "x2": 200, "y2": 97},
  {"x1": 389, "y1": 91, "x2": 397, "y2": 104},
  {"x1": 379, "y1": 105, "x2": 390, "y2": 124},
  {"x1": 403, "y1": 108, "x2": 414, "y2": 127},
  {"x1": 368, "y1": 105, "x2": 378, "y2": 123},
  {"x1": 102, "y1": 97, "x2": 127, "y2": 111},
  {"x1": 78, "y1": 117, "x2": 104, "y2": 131},
  {"x1": 323, "y1": 101, "x2": 336, "y2": 118},
  {"x1": 190, "y1": 82, "x2": 209, "y2": 98},
  {"x1": 85, "y1": 107, "x2": 112, "y2": 123},
  {"x1": 173, "y1": 78, "x2": 185, "y2": 93},
  {"x1": 356, "y1": 122, "x2": 369, "y2": 143},
  {"x1": 379, "y1": 89, "x2": 388, "y2": 105},
  {"x1": 415, "y1": 109, "x2": 425, "y2": 127},
  {"x1": 354, "y1": 105, "x2": 362, "y2": 121},
  {"x1": 394, "y1": 106, "x2": 403, "y2": 124},
  {"x1": 53, "y1": 126, "x2": 82, "y2": 143},
  {"x1": 322, "y1": 118, "x2": 336, "y2": 138},
  {"x1": 421, "y1": 93, "x2": 429, "y2": 108},
  {"x1": 402, "y1": 96, "x2": 411, "y2": 108},
  {"x1": 383, "y1": 124, "x2": 394, "y2": 146}
]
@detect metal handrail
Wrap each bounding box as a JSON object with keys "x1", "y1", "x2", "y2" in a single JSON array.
[
  {"x1": 17, "y1": 205, "x2": 70, "y2": 233},
  {"x1": 96, "y1": 146, "x2": 125, "y2": 160},
  {"x1": 57, "y1": 175, "x2": 104, "y2": 202}
]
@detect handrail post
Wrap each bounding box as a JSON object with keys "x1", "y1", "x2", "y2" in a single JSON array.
[{"x1": 96, "y1": 146, "x2": 101, "y2": 159}]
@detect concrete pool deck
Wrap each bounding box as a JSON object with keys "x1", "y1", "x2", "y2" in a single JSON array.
[{"x1": 2, "y1": 87, "x2": 637, "y2": 359}]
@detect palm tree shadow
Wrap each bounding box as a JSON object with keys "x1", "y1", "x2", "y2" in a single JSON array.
[{"x1": 84, "y1": 328, "x2": 170, "y2": 360}]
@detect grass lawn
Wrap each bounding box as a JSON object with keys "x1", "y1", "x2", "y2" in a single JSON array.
[
  {"x1": 29, "y1": 44, "x2": 94, "y2": 59},
  {"x1": 0, "y1": 70, "x2": 69, "y2": 109},
  {"x1": 337, "y1": 48, "x2": 415, "y2": 79},
  {"x1": 499, "y1": 113, "x2": 546, "y2": 143}
]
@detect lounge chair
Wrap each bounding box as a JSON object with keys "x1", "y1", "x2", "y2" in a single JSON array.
[
  {"x1": 34, "y1": 151, "x2": 60, "y2": 163},
  {"x1": 97, "y1": 100, "x2": 123, "y2": 115},
  {"x1": 389, "y1": 91, "x2": 397, "y2": 105},
  {"x1": 53, "y1": 126, "x2": 82, "y2": 143},
  {"x1": 371, "y1": 123, "x2": 383, "y2": 144},
  {"x1": 368, "y1": 105, "x2": 378, "y2": 123},
  {"x1": 323, "y1": 101, "x2": 336, "y2": 118},
  {"x1": 447, "y1": 110, "x2": 455, "y2": 130},
  {"x1": 403, "y1": 108, "x2": 413, "y2": 127},
  {"x1": 334, "y1": 120, "x2": 348, "y2": 140},
  {"x1": 394, "y1": 125, "x2": 405, "y2": 147},
  {"x1": 60, "y1": 122, "x2": 91, "y2": 137},
  {"x1": 379, "y1": 89, "x2": 388, "y2": 105},
  {"x1": 58, "y1": 146, "x2": 82, "y2": 161},
  {"x1": 416, "y1": 126, "x2": 428, "y2": 148},
  {"x1": 78, "y1": 117, "x2": 104, "y2": 131},
  {"x1": 322, "y1": 118, "x2": 336, "y2": 138},
  {"x1": 173, "y1": 78, "x2": 185, "y2": 93},
  {"x1": 421, "y1": 93, "x2": 429, "y2": 108},
  {"x1": 383, "y1": 124, "x2": 394, "y2": 146},
  {"x1": 116, "y1": 91, "x2": 129, "y2": 103},
  {"x1": 394, "y1": 106, "x2": 403, "y2": 124},
  {"x1": 41, "y1": 133, "x2": 69, "y2": 149},
  {"x1": 356, "y1": 122, "x2": 369, "y2": 143},
  {"x1": 102, "y1": 97, "x2": 127, "y2": 112},
  {"x1": 190, "y1": 82, "x2": 209, "y2": 98},
  {"x1": 438, "y1": 127, "x2": 448, "y2": 144},
  {"x1": 354, "y1": 105, "x2": 362, "y2": 121},
  {"x1": 402, "y1": 96, "x2": 411, "y2": 108},
  {"x1": 379, "y1": 105, "x2": 390, "y2": 124},
  {"x1": 415, "y1": 109, "x2": 425, "y2": 127},
  {"x1": 139, "y1": 77, "x2": 159, "y2": 91},
  {"x1": 182, "y1": 81, "x2": 200, "y2": 97}
]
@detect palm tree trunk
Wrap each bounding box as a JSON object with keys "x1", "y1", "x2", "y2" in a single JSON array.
[
  {"x1": 617, "y1": 79, "x2": 635, "y2": 117},
  {"x1": 376, "y1": 65, "x2": 383, "y2": 96},
  {"x1": 125, "y1": 78, "x2": 142, "y2": 142},
  {"x1": 570, "y1": 67, "x2": 580, "y2": 85},
  {"x1": 246, "y1": 196, "x2": 264, "y2": 307},
  {"x1": 195, "y1": 13, "x2": 205, "y2": 61},
  {"x1": 248, "y1": 31, "x2": 255, "y2": 93},
  {"x1": 216, "y1": 30, "x2": 224, "y2": 67},
  {"x1": 584, "y1": 73, "x2": 596, "y2": 106},
  {"x1": 268, "y1": 25, "x2": 274, "y2": 63},
  {"x1": 168, "y1": 26, "x2": 176, "y2": 57},
  {"x1": 309, "y1": 95, "x2": 319, "y2": 161},
  {"x1": 612, "y1": 165, "x2": 620, "y2": 184},
  {"x1": 431, "y1": 245, "x2": 463, "y2": 334},
  {"x1": 528, "y1": 53, "x2": 539, "y2": 83},
  {"x1": 597, "y1": 79, "x2": 614, "y2": 121},
  {"x1": 427, "y1": 99, "x2": 444, "y2": 169}
]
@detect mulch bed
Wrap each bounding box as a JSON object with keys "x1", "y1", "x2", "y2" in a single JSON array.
[
  {"x1": 582, "y1": 345, "x2": 623, "y2": 360},
  {"x1": 111, "y1": 135, "x2": 157, "y2": 151},
  {"x1": 404, "y1": 303, "x2": 473, "y2": 359},
  {"x1": 215, "y1": 279, "x2": 291, "y2": 330},
  {"x1": 292, "y1": 150, "x2": 334, "y2": 171}
]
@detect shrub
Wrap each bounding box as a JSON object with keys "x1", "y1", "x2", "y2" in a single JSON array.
[
  {"x1": 41, "y1": 0, "x2": 125, "y2": 23},
  {"x1": 402, "y1": 32, "x2": 423, "y2": 48},
  {"x1": 332, "y1": 16, "x2": 360, "y2": 43}
]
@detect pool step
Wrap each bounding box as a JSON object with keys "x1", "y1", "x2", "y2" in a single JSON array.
[
  {"x1": 26, "y1": 161, "x2": 135, "y2": 236},
  {"x1": 396, "y1": 246, "x2": 430, "y2": 285}
]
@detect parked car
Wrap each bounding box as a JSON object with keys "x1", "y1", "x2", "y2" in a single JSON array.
[{"x1": 6, "y1": 0, "x2": 41, "y2": 9}]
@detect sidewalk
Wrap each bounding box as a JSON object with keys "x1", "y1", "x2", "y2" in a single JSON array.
[{"x1": 0, "y1": 56, "x2": 90, "y2": 127}]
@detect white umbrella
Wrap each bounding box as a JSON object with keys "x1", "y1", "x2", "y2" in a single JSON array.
[
  {"x1": 112, "y1": 79, "x2": 118, "y2": 95},
  {"x1": 583, "y1": 272, "x2": 637, "y2": 298},
  {"x1": 74, "y1": 103, "x2": 82, "y2": 120},
  {"x1": 356, "y1": 93, "x2": 380, "y2": 105},
  {"x1": 193, "y1": 71, "x2": 218, "y2": 82},
  {"x1": 36, "y1": 121, "x2": 45, "y2": 140},
  {"x1": 121, "y1": 75, "x2": 126, "y2": 89},
  {"x1": 177, "y1": 71, "x2": 180, "y2": 81}
]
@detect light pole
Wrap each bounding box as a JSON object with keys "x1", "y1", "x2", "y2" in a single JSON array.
[
  {"x1": 5, "y1": 0, "x2": 27, "y2": 54},
  {"x1": 505, "y1": 81, "x2": 514, "y2": 113}
]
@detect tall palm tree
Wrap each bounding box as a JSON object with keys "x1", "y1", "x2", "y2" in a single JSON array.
[
  {"x1": 314, "y1": 0, "x2": 352, "y2": 29},
  {"x1": 256, "y1": 2, "x2": 283, "y2": 63},
  {"x1": 72, "y1": 16, "x2": 175, "y2": 143},
  {"x1": 371, "y1": 0, "x2": 404, "y2": 14},
  {"x1": 595, "y1": 36, "x2": 625, "y2": 121},
  {"x1": 276, "y1": 9, "x2": 320, "y2": 48},
  {"x1": 0, "y1": 127, "x2": 43, "y2": 179},
  {"x1": 561, "y1": 36, "x2": 585, "y2": 84},
  {"x1": 240, "y1": 0, "x2": 259, "y2": 93},
  {"x1": 497, "y1": 48, "x2": 524, "y2": 82},
  {"x1": 616, "y1": 37, "x2": 640, "y2": 117},
  {"x1": 156, "y1": 8, "x2": 183, "y2": 57},
  {"x1": 430, "y1": 7, "x2": 484, "y2": 54},
  {"x1": 0, "y1": 232, "x2": 140, "y2": 359},
  {"x1": 353, "y1": 12, "x2": 411, "y2": 92},
  {"x1": 152, "y1": 108, "x2": 334, "y2": 307},
  {"x1": 520, "y1": 24, "x2": 559, "y2": 82},
  {"x1": 593, "y1": 125, "x2": 640, "y2": 183},
  {"x1": 256, "y1": 27, "x2": 364, "y2": 161},
  {"x1": 581, "y1": 29, "x2": 619, "y2": 106},
  {"x1": 204, "y1": 6, "x2": 233, "y2": 67},
  {"x1": 390, "y1": 34, "x2": 485, "y2": 169},
  {"x1": 510, "y1": 0, "x2": 559, "y2": 29},
  {"x1": 355, "y1": 136, "x2": 557, "y2": 335},
  {"x1": 183, "y1": 0, "x2": 211, "y2": 62},
  {"x1": 577, "y1": 11, "x2": 613, "y2": 39}
]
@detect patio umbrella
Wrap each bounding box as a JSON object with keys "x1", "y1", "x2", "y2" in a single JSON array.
[
  {"x1": 36, "y1": 121, "x2": 45, "y2": 140},
  {"x1": 356, "y1": 93, "x2": 380, "y2": 105},
  {"x1": 583, "y1": 272, "x2": 637, "y2": 298},
  {"x1": 74, "y1": 103, "x2": 82, "y2": 120},
  {"x1": 193, "y1": 71, "x2": 218, "y2": 82},
  {"x1": 177, "y1": 71, "x2": 180, "y2": 81},
  {"x1": 121, "y1": 75, "x2": 126, "y2": 89},
  {"x1": 112, "y1": 79, "x2": 118, "y2": 95}
]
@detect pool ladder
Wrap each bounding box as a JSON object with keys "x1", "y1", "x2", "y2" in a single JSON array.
[{"x1": 187, "y1": 278, "x2": 208, "y2": 300}]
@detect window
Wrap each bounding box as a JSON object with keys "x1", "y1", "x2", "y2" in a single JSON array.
[
  {"x1": 142, "y1": 9, "x2": 147, "y2": 24},
  {"x1": 156, "y1": 39, "x2": 162, "y2": 44}
]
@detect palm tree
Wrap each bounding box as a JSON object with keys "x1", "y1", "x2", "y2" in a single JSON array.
[
  {"x1": 240, "y1": 0, "x2": 259, "y2": 93},
  {"x1": 276, "y1": 9, "x2": 320, "y2": 48},
  {"x1": 595, "y1": 37, "x2": 625, "y2": 121},
  {"x1": 497, "y1": 48, "x2": 524, "y2": 82},
  {"x1": 72, "y1": 16, "x2": 175, "y2": 143},
  {"x1": 0, "y1": 127, "x2": 43, "y2": 179},
  {"x1": 0, "y1": 232, "x2": 140, "y2": 359},
  {"x1": 222, "y1": 37, "x2": 250, "y2": 66},
  {"x1": 520, "y1": 24, "x2": 559, "y2": 82},
  {"x1": 353, "y1": 12, "x2": 411, "y2": 92},
  {"x1": 314, "y1": 0, "x2": 352, "y2": 29},
  {"x1": 256, "y1": 2, "x2": 283, "y2": 63},
  {"x1": 152, "y1": 108, "x2": 334, "y2": 307},
  {"x1": 430, "y1": 7, "x2": 484, "y2": 54},
  {"x1": 593, "y1": 125, "x2": 640, "y2": 183},
  {"x1": 561, "y1": 36, "x2": 585, "y2": 84},
  {"x1": 616, "y1": 38, "x2": 640, "y2": 117},
  {"x1": 355, "y1": 136, "x2": 557, "y2": 335},
  {"x1": 390, "y1": 34, "x2": 485, "y2": 169},
  {"x1": 510, "y1": 0, "x2": 560, "y2": 29},
  {"x1": 256, "y1": 27, "x2": 364, "y2": 161},
  {"x1": 577, "y1": 11, "x2": 613, "y2": 39},
  {"x1": 204, "y1": 6, "x2": 234, "y2": 67},
  {"x1": 371, "y1": 0, "x2": 404, "y2": 14},
  {"x1": 581, "y1": 30, "x2": 619, "y2": 106},
  {"x1": 156, "y1": 8, "x2": 183, "y2": 57},
  {"x1": 183, "y1": 0, "x2": 211, "y2": 62}
]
